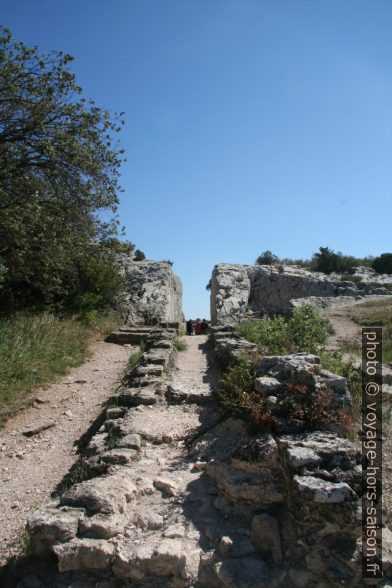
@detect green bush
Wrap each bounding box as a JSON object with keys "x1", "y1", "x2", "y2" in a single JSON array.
[
  {"x1": 216, "y1": 355, "x2": 256, "y2": 417},
  {"x1": 372, "y1": 253, "x2": 392, "y2": 275},
  {"x1": 319, "y1": 350, "x2": 362, "y2": 412},
  {"x1": 255, "y1": 250, "x2": 279, "y2": 265},
  {"x1": 237, "y1": 304, "x2": 330, "y2": 355},
  {"x1": 133, "y1": 249, "x2": 146, "y2": 261},
  {"x1": 310, "y1": 247, "x2": 358, "y2": 274}
]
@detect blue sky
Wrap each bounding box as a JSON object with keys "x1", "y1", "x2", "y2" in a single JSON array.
[{"x1": 2, "y1": 1, "x2": 392, "y2": 318}]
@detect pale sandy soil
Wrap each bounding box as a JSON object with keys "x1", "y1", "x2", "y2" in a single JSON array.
[
  {"x1": 0, "y1": 340, "x2": 131, "y2": 564},
  {"x1": 322, "y1": 305, "x2": 392, "y2": 527}
]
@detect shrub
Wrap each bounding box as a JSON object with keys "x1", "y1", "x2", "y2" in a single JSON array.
[
  {"x1": 133, "y1": 249, "x2": 146, "y2": 261},
  {"x1": 287, "y1": 305, "x2": 330, "y2": 353},
  {"x1": 237, "y1": 304, "x2": 330, "y2": 355},
  {"x1": 372, "y1": 253, "x2": 392, "y2": 275},
  {"x1": 310, "y1": 247, "x2": 359, "y2": 274},
  {"x1": 216, "y1": 355, "x2": 257, "y2": 417},
  {"x1": 340, "y1": 274, "x2": 363, "y2": 283},
  {"x1": 255, "y1": 250, "x2": 279, "y2": 265},
  {"x1": 237, "y1": 315, "x2": 290, "y2": 354}
]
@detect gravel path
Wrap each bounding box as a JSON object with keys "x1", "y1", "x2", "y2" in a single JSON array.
[{"x1": 0, "y1": 340, "x2": 131, "y2": 564}]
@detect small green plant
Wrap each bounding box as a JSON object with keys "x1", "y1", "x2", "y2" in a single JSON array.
[
  {"x1": 216, "y1": 355, "x2": 256, "y2": 416},
  {"x1": 173, "y1": 338, "x2": 187, "y2": 352},
  {"x1": 319, "y1": 350, "x2": 362, "y2": 413},
  {"x1": 54, "y1": 458, "x2": 90, "y2": 496},
  {"x1": 128, "y1": 342, "x2": 145, "y2": 370},
  {"x1": 340, "y1": 274, "x2": 363, "y2": 283},
  {"x1": 105, "y1": 429, "x2": 124, "y2": 449}
]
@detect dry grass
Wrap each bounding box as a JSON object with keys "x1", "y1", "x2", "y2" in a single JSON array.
[
  {"x1": 346, "y1": 299, "x2": 392, "y2": 363},
  {"x1": 0, "y1": 311, "x2": 120, "y2": 425}
]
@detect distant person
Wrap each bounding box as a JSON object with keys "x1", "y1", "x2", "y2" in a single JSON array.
[
  {"x1": 195, "y1": 320, "x2": 202, "y2": 335},
  {"x1": 201, "y1": 319, "x2": 208, "y2": 334},
  {"x1": 186, "y1": 319, "x2": 193, "y2": 336}
]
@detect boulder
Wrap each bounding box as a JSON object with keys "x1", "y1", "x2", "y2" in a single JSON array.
[
  {"x1": 53, "y1": 538, "x2": 114, "y2": 572},
  {"x1": 60, "y1": 469, "x2": 137, "y2": 514}
]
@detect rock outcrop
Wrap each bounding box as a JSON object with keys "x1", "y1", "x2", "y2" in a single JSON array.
[
  {"x1": 210, "y1": 263, "x2": 391, "y2": 325},
  {"x1": 205, "y1": 326, "x2": 366, "y2": 586},
  {"x1": 117, "y1": 257, "x2": 184, "y2": 325}
]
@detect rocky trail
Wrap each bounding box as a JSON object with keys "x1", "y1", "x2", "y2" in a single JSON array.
[{"x1": 2, "y1": 318, "x2": 391, "y2": 586}]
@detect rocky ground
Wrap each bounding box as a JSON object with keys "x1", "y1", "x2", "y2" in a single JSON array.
[
  {"x1": 2, "y1": 319, "x2": 391, "y2": 586},
  {"x1": 0, "y1": 340, "x2": 131, "y2": 566}
]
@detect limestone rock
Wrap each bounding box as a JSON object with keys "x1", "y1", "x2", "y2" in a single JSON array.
[
  {"x1": 153, "y1": 477, "x2": 179, "y2": 496},
  {"x1": 251, "y1": 513, "x2": 283, "y2": 564},
  {"x1": 147, "y1": 539, "x2": 186, "y2": 577},
  {"x1": 117, "y1": 259, "x2": 183, "y2": 325},
  {"x1": 294, "y1": 475, "x2": 356, "y2": 503},
  {"x1": 213, "y1": 556, "x2": 285, "y2": 587},
  {"x1": 117, "y1": 433, "x2": 142, "y2": 450},
  {"x1": 79, "y1": 513, "x2": 126, "y2": 539},
  {"x1": 60, "y1": 470, "x2": 137, "y2": 514},
  {"x1": 205, "y1": 460, "x2": 284, "y2": 507},
  {"x1": 254, "y1": 376, "x2": 283, "y2": 396},
  {"x1": 53, "y1": 538, "x2": 114, "y2": 572},
  {"x1": 27, "y1": 504, "x2": 84, "y2": 555}
]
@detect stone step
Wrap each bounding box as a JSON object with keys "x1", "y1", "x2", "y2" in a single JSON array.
[{"x1": 105, "y1": 330, "x2": 150, "y2": 345}]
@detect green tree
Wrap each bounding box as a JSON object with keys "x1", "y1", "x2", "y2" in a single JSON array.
[
  {"x1": 133, "y1": 249, "x2": 146, "y2": 261},
  {"x1": 372, "y1": 253, "x2": 392, "y2": 275},
  {"x1": 0, "y1": 27, "x2": 126, "y2": 311},
  {"x1": 255, "y1": 250, "x2": 279, "y2": 265},
  {"x1": 310, "y1": 247, "x2": 358, "y2": 275}
]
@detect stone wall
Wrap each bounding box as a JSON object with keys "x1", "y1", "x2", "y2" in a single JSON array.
[
  {"x1": 206, "y1": 326, "x2": 368, "y2": 586},
  {"x1": 117, "y1": 257, "x2": 184, "y2": 325},
  {"x1": 210, "y1": 263, "x2": 391, "y2": 325}
]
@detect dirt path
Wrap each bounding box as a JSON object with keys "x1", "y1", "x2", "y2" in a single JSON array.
[
  {"x1": 323, "y1": 306, "x2": 361, "y2": 350},
  {"x1": 0, "y1": 340, "x2": 131, "y2": 564}
]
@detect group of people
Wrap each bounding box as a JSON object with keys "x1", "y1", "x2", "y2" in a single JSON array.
[{"x1": 186, "y1": 318, "x2": 209, "y2": 336}]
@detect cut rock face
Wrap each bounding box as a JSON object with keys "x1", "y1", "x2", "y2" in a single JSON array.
[{"x1": 210, "y1": 262, "x2": 388, "y2": 324}]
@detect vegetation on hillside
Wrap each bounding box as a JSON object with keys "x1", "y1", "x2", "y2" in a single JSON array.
[{"x1": 255, "y1": 246, "x2": 392, "y2": 276}]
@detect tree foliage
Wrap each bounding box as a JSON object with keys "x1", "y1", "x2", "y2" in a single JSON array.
[
  {"x1": 372, "y1": 253, "x2": 392, "y2": 275},
  {"x1": 133, "y1": 249, "x2": 146, "y2": 261},
  {"x1": 255, "y1": 250, "x2": 279, "y2": 265},
  {"x1": 310, "y1": 247, "x2": 358, "y2": 275},
  {"x1": 0, "y1": 27, "x2": 129, "y2": 313}
]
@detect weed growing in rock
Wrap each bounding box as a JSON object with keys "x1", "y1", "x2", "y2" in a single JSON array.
[
  {"x1": 53, "y1": 458, "x2": 90, "y2": 496},
  {"x1": 105, "y1": 429, "x2": 124, "y2": 450},
  {"x1": 173, "y1": 339, "x2": 188, "y2": 352},
  {"x1": 128, "y1": 342, "x2": 145, "y2": 371},
  {"x1": 216, "y1": 355, "x2": 256, "y2": 418}
]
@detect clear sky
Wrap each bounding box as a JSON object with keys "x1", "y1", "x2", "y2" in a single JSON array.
[{"x1": 2, "y1": 1, "x2": 392, "y2": 318}]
